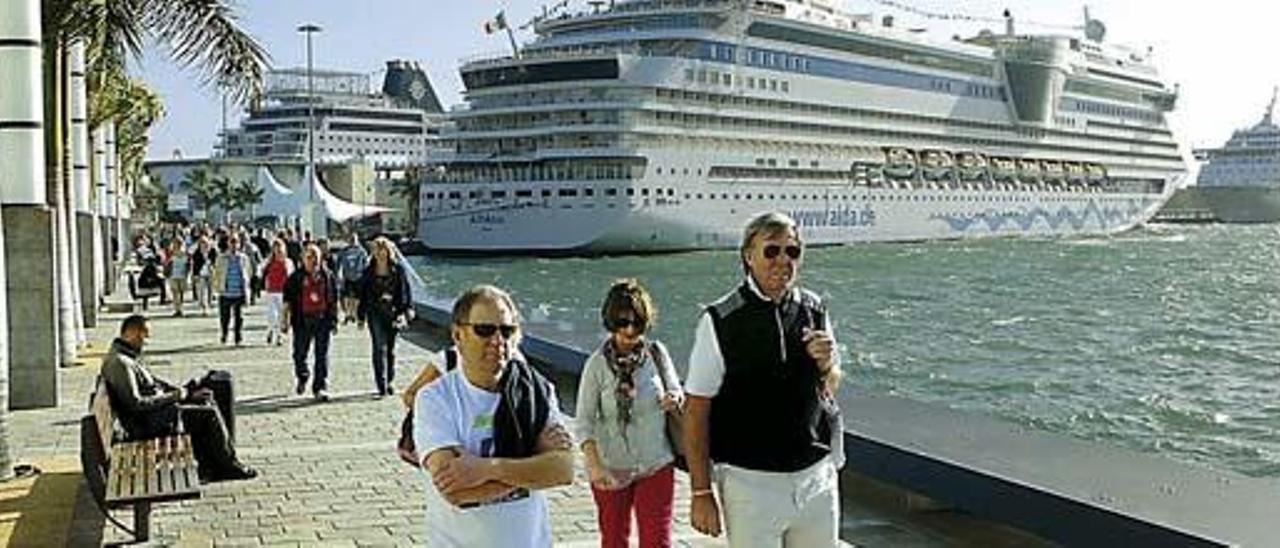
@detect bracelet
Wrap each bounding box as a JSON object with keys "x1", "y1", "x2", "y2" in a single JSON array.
[{"x1": 692, "y1": 488, "x2": 714, "y2": 498}]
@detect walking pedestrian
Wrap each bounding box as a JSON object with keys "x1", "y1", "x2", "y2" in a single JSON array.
[
  {"x1": 576, "y1": 279, "x2": 683, "y2": 548},
  {"x1": 356, "y1": 237, "x2": 412, "y2": 397},
  {"x1": 684, "y1": 212, "x2": 844, "y2": 547},
  {"x1": 413, "y1": 284, "x2": 573, "y2": 547},
  {"x1": 260, "y1": 238, "x2": 294, "y2": 346},
  {"x1": 191, "y1": 236, "x2": 217, "y2": 316},
  {"x1": 282, "y1": 243, "x2": 339, "y2": 401},
  {"x1": 164, "y1": 238, "x2": 190, "y2": 317},
  {"x1": 338, "y1": 232, "x2": 369, "y2": 324},
  {"x1": 213, "y1": 234, "x2": 251, "y2": 346}
]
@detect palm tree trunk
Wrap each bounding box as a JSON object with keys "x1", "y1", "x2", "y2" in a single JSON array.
[
  {"x1": 91, "y1": 128, "x2": 108, "y2": 298},
  {"x1": 69, "y1": 39, "x2": 92, "y2": 329},
  {"x1": 47, "y1": 39, "x2": 78, "y2": 367}
]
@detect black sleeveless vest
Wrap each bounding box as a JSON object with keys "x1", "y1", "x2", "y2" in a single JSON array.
[{"x1": 706, "y1": 282, "x2": 833, "y2": 472}]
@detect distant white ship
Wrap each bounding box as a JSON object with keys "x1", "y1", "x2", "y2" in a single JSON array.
[
  {"x1": 420, "y1": 0, "x2": 1186, "y2": 253},
  {"x1": 1192, "y1": 89, "x2": 1280, "y2": 223}
]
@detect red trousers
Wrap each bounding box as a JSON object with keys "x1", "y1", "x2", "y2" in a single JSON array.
[{"x1": 590, "y1": 464, "x2": 675, "y2": 548}]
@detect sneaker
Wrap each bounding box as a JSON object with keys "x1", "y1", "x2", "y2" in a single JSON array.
[
  {"x1": 295, "y1": 378, "x2": 307, "y2": 396},
  {"x1": 314, "y1": 390, "x2": 330, "y2": 402},
  {"x1": 266, "y1": 331, "x2": 273, "y2": 345},
  {"x1": 384, "y1": 386, "x2": 395, "y2": 397}
]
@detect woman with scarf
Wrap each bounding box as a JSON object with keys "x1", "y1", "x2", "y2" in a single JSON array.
[{"x1": 575, "y1": 279, "x2": 683, "y2": 548}]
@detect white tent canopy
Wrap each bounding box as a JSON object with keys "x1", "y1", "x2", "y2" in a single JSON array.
[{"x1": 254, "y1": 165, "x2": 393, "y2": 223}]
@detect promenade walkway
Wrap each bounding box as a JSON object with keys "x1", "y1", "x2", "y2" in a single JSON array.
[{"x1": 6, "y1": 301, "x2": 947, "y2": 547}]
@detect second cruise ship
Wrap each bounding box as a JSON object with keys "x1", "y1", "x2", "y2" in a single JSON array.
[
  {"x1": 419, "y1": 0, "x2": 1187, "y2": 253},
  {"x1": 1191, "y1": 89, "x2": 1280, "y2": 223}
]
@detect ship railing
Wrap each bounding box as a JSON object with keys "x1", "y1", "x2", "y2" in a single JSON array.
[{"x1": 462, "y1": 45, "x2": 638, "y2": 69}]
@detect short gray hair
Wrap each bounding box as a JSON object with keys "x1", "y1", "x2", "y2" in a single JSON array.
[
  {"x1": 740, "y1": 211, "x2": 800, "y2": 254},
  {"x1": 452, "y1": 284, "x2": 521, "y2": 326}
]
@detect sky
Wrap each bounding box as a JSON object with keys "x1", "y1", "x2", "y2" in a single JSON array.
[{"x1": 139, "y1": 0, "x2": 1280, "y2": 168}]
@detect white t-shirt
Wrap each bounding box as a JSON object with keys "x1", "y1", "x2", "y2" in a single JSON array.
[{"x1": 413, "y1": 352, "x2": 564, "y2": 547}]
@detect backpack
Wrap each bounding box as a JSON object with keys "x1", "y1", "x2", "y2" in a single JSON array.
[{"x1": 396, "y1": 349, "x2": 457, "y2": 467}]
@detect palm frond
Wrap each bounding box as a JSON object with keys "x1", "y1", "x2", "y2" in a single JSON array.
[{"x1": 142, "y1": 0, "x2": 270, "y2": 104}]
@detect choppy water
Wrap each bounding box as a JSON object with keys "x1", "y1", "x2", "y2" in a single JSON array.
[{"x1": 410, "y1": 224, "x2": 1280, "y2": 477}]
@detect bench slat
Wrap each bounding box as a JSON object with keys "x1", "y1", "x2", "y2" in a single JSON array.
[{"x1": 106, "y1": 436, "x2": 201, "y2": 505}]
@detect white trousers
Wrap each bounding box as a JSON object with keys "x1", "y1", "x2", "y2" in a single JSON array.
[
  {"x1": 265, "y1": 293, "x2": 285, "y2": 335},
  {"x1": 716, "y1": 456, "x2": 839, "y2": 548}
]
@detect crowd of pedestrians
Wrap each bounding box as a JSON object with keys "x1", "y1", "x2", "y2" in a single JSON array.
[{"x1": 118, "y1": 211, "x2": 845, "y2": 547}]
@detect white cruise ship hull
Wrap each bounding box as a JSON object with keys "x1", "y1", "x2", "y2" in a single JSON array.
[
  {"x1": 1200, "y1": 187, "x2": 1280, "y2": 223},
  {"x1": 422, "y1": 184, "x2": 1173, "y2": 253}
]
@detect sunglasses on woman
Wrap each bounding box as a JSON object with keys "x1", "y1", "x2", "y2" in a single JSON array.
[
  {"x1": 762, "y1": 244, "x2": 802, "y2": 260},
  {"x1": 608, "y1": 317, "x2": 645, "y2": 331},
  {"x1": 461, "y1": 322, "x2": 519, "y2": 339}
]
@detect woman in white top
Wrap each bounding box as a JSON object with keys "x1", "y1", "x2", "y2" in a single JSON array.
[{"x1": 575, "y1": 279, "x2": 684, "y2": 548}]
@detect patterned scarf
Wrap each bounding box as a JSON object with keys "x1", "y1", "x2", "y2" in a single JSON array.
[{"x1": 602, "y1": 337, "x2": 648, "y2": 441}]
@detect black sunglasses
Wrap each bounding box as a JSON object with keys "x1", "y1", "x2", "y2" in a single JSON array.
[
  {"x1": 762, "y1": 244, "x2": 802, "y2": 260},
  {"x1": 461, "y1": 322, "x2": 518, "y2": 339},
  {"x1": 609, "y1": 317, "x2": 645, "y2": 331}
]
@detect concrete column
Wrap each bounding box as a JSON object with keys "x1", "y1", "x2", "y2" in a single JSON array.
[
  {"x1": 1, "y1": 0, "x2": 57, "y2": 412},
  {"x1": 68, "y1": 40, "x2": 90, "y2": 332}
]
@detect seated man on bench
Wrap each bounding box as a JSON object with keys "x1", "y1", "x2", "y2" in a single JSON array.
[{"x1": 101, "y1": 314, "x2": 257, "y2": 482}]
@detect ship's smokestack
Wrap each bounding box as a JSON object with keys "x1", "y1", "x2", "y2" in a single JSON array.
[{"x1": 382, "y1": 59, "x2": 443, "y2": 114}]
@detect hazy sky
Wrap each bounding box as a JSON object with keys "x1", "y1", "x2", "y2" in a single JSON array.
[{"x1": 139, "y1": 0, "x2": 1279, "y2": 167}]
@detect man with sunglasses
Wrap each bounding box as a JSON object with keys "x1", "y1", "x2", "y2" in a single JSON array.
[
  {"x1": 684, "y1": 212, "x2": 844, "y2": 547},
  {"x1": 413, "y1": 285, "x2": 574, "y2": 547}
]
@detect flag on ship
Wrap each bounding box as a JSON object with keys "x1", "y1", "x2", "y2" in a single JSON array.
[{"x1": 484, "y1": 11, "x2": 508, "y2": 34}]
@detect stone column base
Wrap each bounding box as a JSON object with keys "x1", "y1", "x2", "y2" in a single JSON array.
[
  {"x1": 76, "y1": 212, "x2": 98, "y2": 327},
  {"x1": 4, "y1": 204, "x2": 59, "y2": 409}
]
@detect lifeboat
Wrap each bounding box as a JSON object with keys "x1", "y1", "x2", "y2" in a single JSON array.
[
  {"x1": 920, "y1": 149, "x2": 955, "y2": 181},
  {"x1": 1065, "y1": 162, "x2": 1087, "y2": 184},
  {"x1": 1016, "y1": 158, "x2": 1042, "y2": 183},
  {"x1": 989, "y1": 156, "x2": 1017, "y2": 182},
  {"x1": 957, "y1": 152, "x2": 990, "y2": 182},
  {"x1": 1041, "y1": 160, "x2": 1065, "y2": 183},
  {"x1": 1086, "y1": 163, "x2": 1108, "y2": 185},
  {"x1": 883, "y1": 147, "x2": 918, "y2": 180}
]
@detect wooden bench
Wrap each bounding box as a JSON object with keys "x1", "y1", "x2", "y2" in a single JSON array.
[{"x1": 79, "y1": 383, "x2": 202, "y2": 542}]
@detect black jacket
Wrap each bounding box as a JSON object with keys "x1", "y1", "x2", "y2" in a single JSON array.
[
  {"x1": 282, "y1": 267, "x2": 339, "y2": 328},
  {"x1": 355, "y1": 261, "x2": 412, "y2": 323}
]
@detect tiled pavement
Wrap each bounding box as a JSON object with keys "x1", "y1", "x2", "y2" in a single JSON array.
[{"x1": 12, "y1": 303, "x2": 738, "y2": 547}]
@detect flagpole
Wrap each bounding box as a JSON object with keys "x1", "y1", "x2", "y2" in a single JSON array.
[{"x1": 505, "y1": 25, "x2": 520, "y2": 59}]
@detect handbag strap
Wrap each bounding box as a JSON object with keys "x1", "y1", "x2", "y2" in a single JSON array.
[{"x1": 647, "y1": 341, "x2": 680, "y2": 395}]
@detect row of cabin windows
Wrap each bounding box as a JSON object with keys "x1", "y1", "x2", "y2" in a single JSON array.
[
  {"x1": 684, "y1": 67, "x2": 790, "y2": 93},
  {"x1": 426, "y1": 189, "x2": 1123, "y2": 203}
]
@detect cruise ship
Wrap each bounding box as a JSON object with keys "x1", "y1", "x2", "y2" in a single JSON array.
[
  {"x1": 220, "y1": 60, "x2": 447, "y2": 169},
  {"x1": 419, "y1": 0, "x2": 1186, "y2": 253},
  {"x1": 1191, "y1": 89, "x2": 1280, "y2": 223}
]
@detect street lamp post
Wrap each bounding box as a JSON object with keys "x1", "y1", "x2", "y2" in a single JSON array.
[{"x1": 297, "y1": 23, "x2": 321, "y2": 204}]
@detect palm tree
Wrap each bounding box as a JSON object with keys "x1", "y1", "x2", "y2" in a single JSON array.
[
  {"x1": 180, "y1": 168, "x2": 220, "y2": 220},
  {"x1": 390, "y1": 174, "x2": 423, "y2": 236},
  {"x1": 235, "y1": 179, "x2": 265, "y2": 222},
  {"x1": 45, "y1": 0, "x2": 269, "y2": 103}
]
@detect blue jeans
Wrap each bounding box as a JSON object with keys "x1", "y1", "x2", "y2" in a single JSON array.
[
  {"x1": 292, "y1": 316, "x2": 332, "y2": 392},
  {"x1": 368, "y1": 313, "x2": 398, "y2": 392}
]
